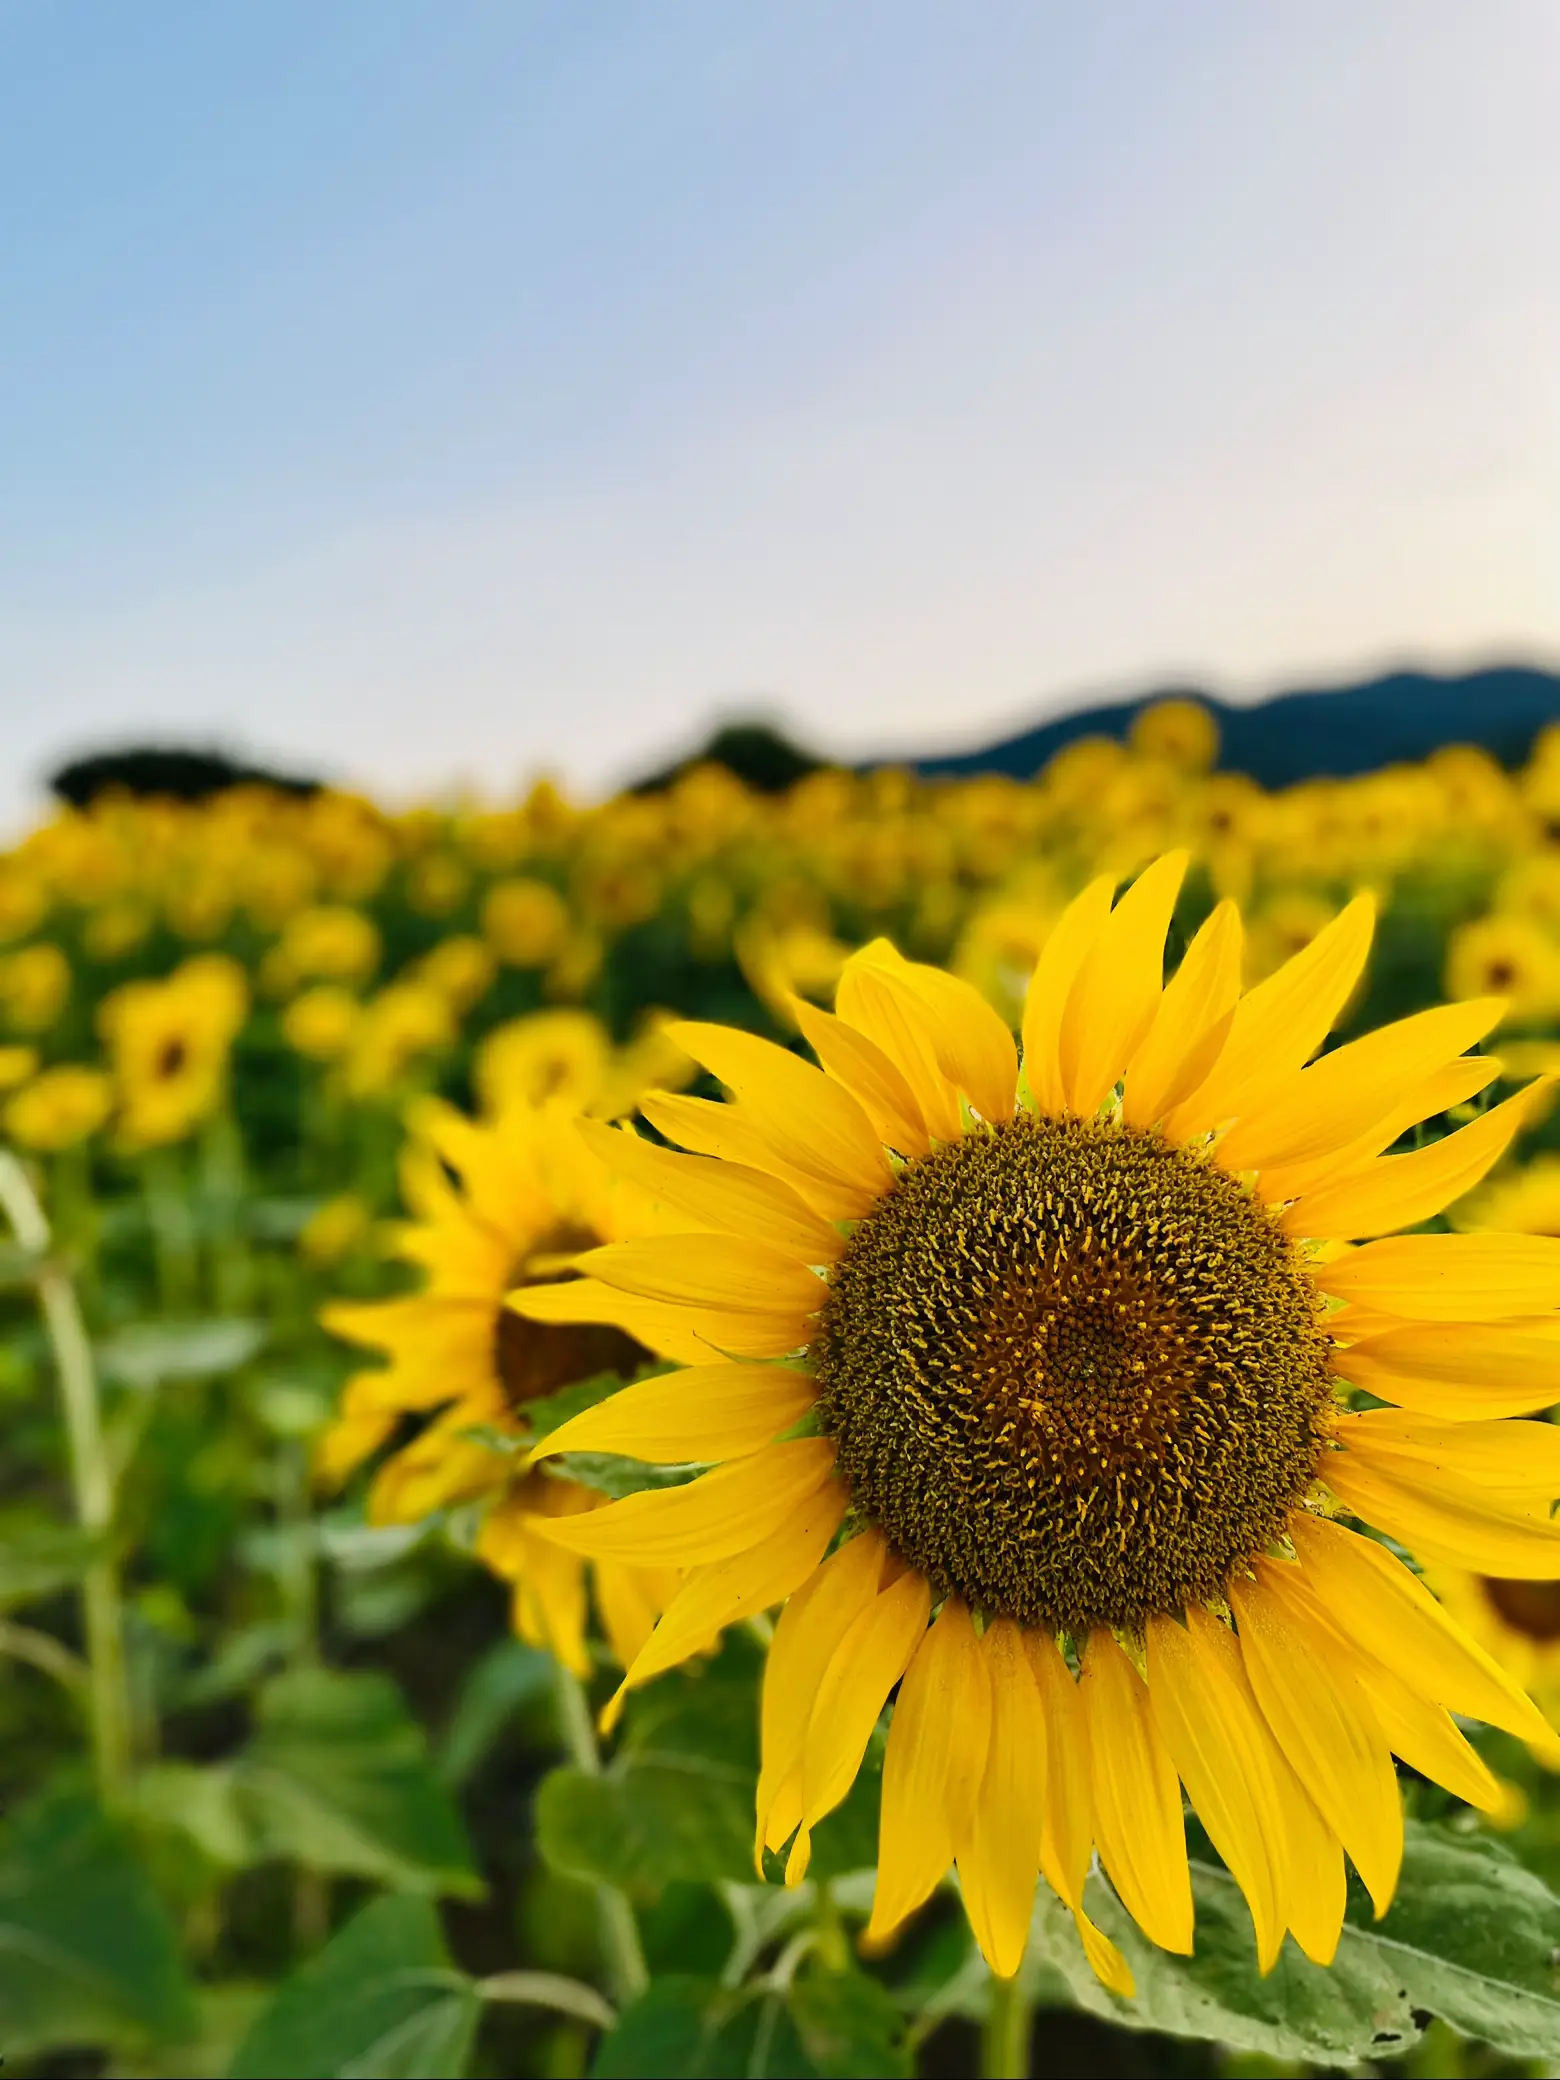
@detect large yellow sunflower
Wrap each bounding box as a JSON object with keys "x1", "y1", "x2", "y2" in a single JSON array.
[
  {"x1": 319, "y1": 1095, "x2": 711, "y2": 1675},
  {"x1": 513, "y1": 853, "x2": 1560, "y2": 1995}
]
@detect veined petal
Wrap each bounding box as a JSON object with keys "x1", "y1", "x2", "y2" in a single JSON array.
[
  {"x1": 1230, "y1": 1561, "x2": 1402, "y2": 1917},
  {"x1": 831, "y1": 955, "x2": 958, "y2": 1142},
  {"x1": 788, "y1": 1568, "x2": 931, "y2": 1882},
  {"x1": 1147, "y1": 1611, "x2": 1286, "y2": 1973},
  {"x1": 592, "y1": 1560, "x2": 674, "y2": 1673},
  {"x1": 641, "y1": 1091, "x2": 868, "y2": 1223},
  {"x1": 1025, "y1": 1630, "x2": 1093, "y2": 1911},
  {"x1": 1164, "y1": 894, "x2": 1376, "y2": 1139},
  {"x1": 1021, "y1": 875, "x2": 1116, "y2": 1116},
  {"x1": 1256, "y1": 1056, "x2": 1503, "y2": 1205},
  {"x1": 757, "y1": 1530, "x2": 889, "y2": 1865},
  {"x1": 1318, "y1": 1233, "x2": 1560, "y2": 1320},
  {"x1": 1280, "y1": 1079, "x2": 1551, "y2": 1239},
  {"x1": 957, "y1": 1618, "x2": 1048, "y2": 1979},
  {"x1": 1333, "y1": 1318, "x2": 1560, "y2": 1421},
  {"x1": 869, "y1": 1598, "x2": 991, "y2": 1940},
  {"x1": 1218, "y1": 999, "x2": 1503, "y2": 1173},
  {"x1": 617, "y1": 1480, "x2": 848, "y2": 1700},
  {"x1": 573, "y1": 1235, "x2": 827, "y2": 1319},
  {"x1": 525, "y1": 1438, "x2": 837, "y2": 1566},
  {"x1": 1324, "y1": 1448, "x2": 1560, "y2": 1577},
  {"x1": 1349, "y1": 1654, "x2": 1504, "y2": 1813},
  {"x1": 1060, "y1": 852, "x2": 1189, "y2": 1118},
  {"x1": 509, "y1": 1275, "x2": 734, "y2": 1366},
  {"x1": 1080, "y1": 1630, "x2": 1194, "y2": 1954},
  {"x1": 577, "y1": 1118, "x2": 844, "y2": 1263},
  {"x1": 667, "y1": 1022, "x2": 894, "y2": 1211},
  {"x1": 1337, "y1": 1409, "x2": 1560, "y2": 1507},
  {"x1": 855, "y1": 941, "x2": 1019, "y2": 1126},
  {"x1": 529, "y1": 1363, "x2": 817, "y2": 1466},
  {"x1": 792, "y1": 996, "x2": 934, "y2": 1154},
  {"x1": 1122, "y1": 899, "x2": 1243, "y2": 1130},
  {"x1": 1288, "y1": 1512, "x2": 1558, "y2": 1750}
]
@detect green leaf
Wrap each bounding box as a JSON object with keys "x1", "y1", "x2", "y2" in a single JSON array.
[
  {"x1": 234, "y1": 1667, "x2": 481, "y2": 1896},
  {"x1": 526, "y1": 1370, "x2": 645, "y2": 1442},
  {"x1": 788, "y1": 1969, "x2": 911, "y2": 2078},
  {"x1": 437, "y1": 1636, "x2": 555, "y2": 1788},
  {"x1": 590, "y1": 1977, "x2": 812, "y2": 2079},
  {"x1": 0, "y1": 1791, "x2": 196, "y2": 2058},
  {"x1": 1026, "y1": 1820, "x2": 1560, "y2": 2064},
  {"x1": 0, "y1": 1506, "x2": 105, "y2": 1611},
  {"x1": 539, "y1": 1759, "x2": 756, "y2": 1890},
  {"x1": 97, "y1": 1317, "x2": 267, "y2": 1388},
  {"x1": 546, "y1": 1452, "x2": 702, "y2": 1499},
  {"x1": 130, "y1": 1761, "x2": 252, "y2": 1868},
  {"x1": 227, "y1": 1894, "x2": 479, "y2": 2079}
]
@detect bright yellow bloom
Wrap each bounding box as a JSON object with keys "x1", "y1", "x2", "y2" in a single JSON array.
[
  {"x1": 1446, "y1": 913, "x2": 1560, "y2": 1024},
  {"x1": 319, "y1": 1100, "x2": 706, "y2": 1673},
  {"x1": 482, "y1": 878, "x2": 570, "y2": 967},
  {"x1": 0, "y1": 1045, "x2": 38, "y2": 1092},
  {"x1": 4, "y1": 1065, "x2": 113, "y2": 1151},
  {"x1": 263, "y1": 904, "x2": 381, "y2": 995},
  {"x1": 1129, "y1": 697, "x2": 1220, "y2": 772},
  {"x1": 99, "y1": 955, "x2": 249, "y2": 1150},
  {"x1": 412, "y1": 935, "x2": 496, "y2": 1015},
  {"x1": 339, "y1": 982, "x2": 454, "y2": 1100},
  {"x1": 300, "y1": 1192, "x2": 375, "y2": 1265},
  {"x1": 281, "y1": 985, "x2": 361, "y2": 1062},
  {"x1": 518, "y1": 857, "x2": 1560, "y2": 1992},
  {"x1": 475, "y1": 1012, "x2": 611, "y2": 1118},
  {"x1": 0, "y1": 943, "x2": 71, "y2": 1033}
]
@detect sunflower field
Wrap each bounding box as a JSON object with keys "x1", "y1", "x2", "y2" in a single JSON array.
[{"x1": 11, "y1": 700, "x2": 1560, "y2": 2079}]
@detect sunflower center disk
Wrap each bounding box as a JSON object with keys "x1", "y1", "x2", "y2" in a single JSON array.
[{"x1": 811, "y1": 1111, "x2": 1334, "y2": 1637}]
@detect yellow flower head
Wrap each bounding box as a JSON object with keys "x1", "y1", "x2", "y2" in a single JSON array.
[
  {"x1": 1129, "y1": 697, "x2": 1220, "y2": 772},
  {"x1": 0, "y1": 1045, "x2": 39, "y2": 1092},
  {"x1": 475, "y1": 1011, "x2": 611, "y2": 1118},
  {"x1": 263, "y1": 904, "x2": 381, "y2": 995},
  {"x1": 4, "y1": 1064, "x2": 113, "y2": 1151},
  {"x1": 0, "y1": 943, "x2": 71, "y2": 1033},
  {"x1": 411, "y1": 934, "x2": 496, "y2": 1015},
  {"x1": 281, "y1": 984, "x2": 361, "y2": 1062},
  {"x1": 482, "y1": 878, "x2": 570, "y2": 968},
  {"x1": 339, "y1": 982, "x2": 454, "y2": 1100},
  {"x1": 516, "y1": 855, "x2": 1560, "y2": 1993},
  {"x1": 1446, "y1": 912, "x2": 1560, "y2": 1024},
  {"x1": 100, "y1": 954, "x2": 249, "y2": 1150}
]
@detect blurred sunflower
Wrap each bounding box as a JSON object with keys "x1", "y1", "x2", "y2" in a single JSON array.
[
  {"x1": 518, "y1": 856, "x2": 1560, "y2": 1993},
  {"x1": 99, "y1": 954, "x2": 249, "y2": 1149},
  {"x1": 3, "y1": 1064, "x2": 113, "y2": 1151},
  {"x1": 319, "y1": 1097, "x2": 711, "y2": 1674}
]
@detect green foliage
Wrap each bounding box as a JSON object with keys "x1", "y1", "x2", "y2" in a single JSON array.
[{"x1": 590, "y1": 1968, "x2": 910, "y2": 2080}]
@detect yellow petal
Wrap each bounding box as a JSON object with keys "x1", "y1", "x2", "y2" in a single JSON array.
[
  {"x1": 528, "y1": 1362, "x2": 817, "y2": 1465},
  {"x1": 1288, "y1": 1512, "x2": 1559, "y2": 1749},
  {"x1": 639, "y1": 1090, "x2": 855, "y2": 1219},
  {"x1": 792, "y1": 996, "x2": 933, "y2": 1154},
  {"x1": 1324, "y1": 1447, "x2": 1560, "y2": 1577},
  {"x1": 618, "y1": 1479, "x2": 848, "y2": 1696},
  {"x1": 1121, "y1": 899, "x2": 1243, "y2": 1130},
  {"x1": 1060, "y1": 852, "x2": 1189, "y2": 1117},
  {"x1": 1348, "y1": 1654, "x2": 1503, "y2": 1813},
  {"x1": 1337, "y1": 1409, "x2": 1560, "y2": 1506},
  {"x1": 1079, "y1": 1630, "x2": 1193, "y2": 1954},
  {"x1": 1229, "y1": 1561, "x2": 1402, "y2": 1917},
  {"x1": 666, "y1": 1022, "x2": 894, "y2": 1213},
  {"x1": 869, "y1": 1598, "x2": 991, "y2": 1940},
  {"x1": 788, "y1": 1568, "x2": 931, "y2": 1881},
  {"x1": 524, "y1": 1437, "x2": 837, "y2": 1566},
  {"x1": 1268, "y1": 1741, "x2": 1348, "y2": 1967},
  {"x1": 957, "y1": 1617, "x2": 1048, "y2": 1979},
  {"x1": 1333, "y1": 1318, "x2": 1560, "y2": 1421},
  {"x1": 1147, "y1": 1611, "x2": 1287, "y2": 1973},
  {"x1": 1218, "y1": 998, "x2": 1503, "y2": 1173},
  {"x1": 1280, "y1": 1079, "x2": 1551, "y2": 1239},
  {"x1": 1164, "y1": 893, "x2": 1376, "y2": 1138},
  {"x1": 1255, "y1": 1055, "x2": 1503, "y2": 1205},
  {"x1": 592, "y1": 1560, "x2": 672, "y2": 1671},
  {"x1": 1318, "y1": 1233, "x2": 1560, "y2": 1321},
  {"x1": 1025, "y1": 1630, "x2": 1094, "y2": 1911},
  {"x1": 573, "y1": 1235, "x2": 827, "y2": 1321},
  {"x1": 509, "y1": 1275, "x2": 730, "y2": 1366},
  {"x1": 1074, "y1": 1911, "x2": 1136, "y2": 1998},
  {"x1": 855, "y1": 941, "x2": 1019, "y2": 1126},
  {"x1": 1021, "y1": 875, "x2": 1116, "y2": 1116},
  {"x1": 831, "y1": 955, "x2": 958, "y2": 1142},
  {"x1": 576, "y1": 1118, "x2": 844, "y2": 1263}
]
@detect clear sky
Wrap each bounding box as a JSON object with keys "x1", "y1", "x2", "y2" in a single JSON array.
[{"x1": 1, "y1": 2, "x2": 1556, "y2": 819}]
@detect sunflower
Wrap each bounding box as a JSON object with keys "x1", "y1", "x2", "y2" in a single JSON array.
[
  {"x1": 319, "y1": 1095, "x2": 711, "y2": 1675},
  {"x1": 514, "y1": 853, "x2": 1560, "y2": 1994},
  {"x1": 99, "y1": 954, "x2": 249, "y2": 1149}
]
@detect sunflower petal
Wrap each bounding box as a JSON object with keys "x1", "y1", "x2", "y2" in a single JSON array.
[
  {"x1": 573, "y1": 1235, "x2": 826, "y2": 1319},
  {"x1": 1021, "y1": 875, "x2": 1116, "y2": 1116},
  {"x1": 1338, "y1": 1409, "x2": 1560, "y2": 1506},
  {"x1": 509, "y1": 1274, "x2": 740, "y2": 1366},
  {"x1": 641, "y1": 1092, "x2": 869, "y2": 1223},
  {"x1": 1122, "y1": 899, "x2": 1243, "y2": 1130},
  {"x1": 792, "y1": 996, "x2": 933, "y2": 1154},
  {"x1": 1349, "y1": 1654, "x2": 1504, "y2": 1812},
  {"x1": 1080, "y1": 1630, "x2": 1194, "y2": 1954},
  {"x1": 576, "y1": 1118, "x2": 844, "y2": 1262},
  {"x1": 854, "y1": 942, "x2": 1019, "y2": 1126},
  {"x1": 1324, "y1": 1448, "x2": 1560, "y2": 1577},
  {"x1": 1025, "y1": 1630, "x2": 1094, "y2": 1912},
  {"x1": 957, "y1": 1618, "x2": 1048, "y2": 1978},
  {"x1": 1255, "y1": 1056, "x2": 1504, "y2": 1205},
  {"x1": 528, "y1": 1362, "x2": 817, "y2": 1465},
  {"x1": 1333, "y1": 1318, "x2": 1560, "y2": 1421},
  {"x1": 1318, "y1": 1234, "x2": 1560, "y2": 1321},
  {"x1": 1060, "y1": 853, "x2": 1189, "y2": 1117}
]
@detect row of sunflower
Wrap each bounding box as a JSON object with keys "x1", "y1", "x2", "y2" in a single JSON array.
[{"x1": 6, "y1": 701, "x2": 1560, "y2": 2077}]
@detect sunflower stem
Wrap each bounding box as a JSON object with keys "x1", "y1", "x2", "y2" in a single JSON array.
[
  {"x1": 141, "y1": 1145, "x2": 197, "y2": 1313},
  {"x1": 553, "y1": 1661, "x2": 649, "y2": 2009},
  {"x1": 0, "y1": 1150, "x2": 131, "y2": 1801},
  {"x1": 981, "y1": 1966, "x2": 1033, "y2": 2080}
]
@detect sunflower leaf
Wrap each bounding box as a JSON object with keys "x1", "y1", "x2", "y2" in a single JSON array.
[{"x1": 545, "y1": 1452, "x2": 704, "y2": 1499}]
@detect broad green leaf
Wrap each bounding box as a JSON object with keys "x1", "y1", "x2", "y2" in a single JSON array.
[
  {"x1": 0, "y1": 1507, "x2": 105, "y2": 1610},
  {"x1": 234, "y1": 1667, "x2": 481, "y2": 1896},
  {"x1": 228, "y1": 1894, "x2": 479, "y2": 2080},
  {"x1": 0, "y1": 1791, "x2": 196, "y2": 2058},
  {"x1": 437, "y1": 1636, "x2": 555, "y2": 1788},
  {"x1": 97, "y1": 1317, "x2": 267, "y2": 1389},
  {"x1": 590, "y1": 1976, "x2": 812, "y2": 2079},
  {"x1": 539, "y1": 1759, "x2": 756, "y2": 1890},
  {"x1": 1025, "y1": 1821, "x2": 1560, "y2": 2064},
  {"x1": 788, "y1": 1969, "x2": 911, "y2": 2078},
  {"x1": 527, "y1": 1368, "x2": 665, "y2": 1442},
  {"x1": 130, "y1": 1762, "x2": 252, "y2": 1868}
]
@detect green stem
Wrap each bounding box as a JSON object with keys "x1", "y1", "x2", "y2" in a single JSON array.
[
  {"x1": 553, "y1": 1663, "x2": 650, "y2": 2009},
  {"x1": 981, "y1": 1966, "x2": 1033, "y2": 2080},
  {"x1": 141, "y1": 1145, "x2": 197, "y2": 1313},
  {"x1": 0, "y1": 1150, "x2": 131, "y2": 1800},
  {"x1": 200, "y1": 1106, "x2": 252, "y2": 1313}
]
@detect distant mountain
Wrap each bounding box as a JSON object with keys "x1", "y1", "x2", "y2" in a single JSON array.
[{"x1": 907, "y1": 665, "x2": 1560, "y2": 787}]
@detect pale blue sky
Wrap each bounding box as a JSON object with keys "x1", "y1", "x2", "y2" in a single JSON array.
[{"x1": 1, "y1": 3, "x2": 1556, "y2": 817}]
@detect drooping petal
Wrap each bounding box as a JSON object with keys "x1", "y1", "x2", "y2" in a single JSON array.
[
  {"x1": 576, "y1": 1118, "x2": 844, "y2": 1263},
  {"x1": 1021, "y1": 875, "x2": 1116, "y2": 1116},
  {"x1": 1230, "y1": 1561, "x2": 1402, "y2": 1917},
  {"x1": 869, "y1": 1598, "x2": 991, "y2": 1940},
  {"x1": 957, "y1": 1618, "x2": 1048, "y2": 1978},
  {"x1": 525, "y1": 1438, "x2": 838, "y2": 1566},
  {"x1": 1317, "y1": 1234, "x2": 1560, "y2": 1321},
  {"x1": 1332, "y1": 1318, "x2": 1560, "y2": 1421},
  {"x1": 792, "y1": 996, "x2": 934, "y2": 1154},
  {"x1": 1079, "y1": 1630, "x2": 1194, "y2": 1954},
  {"x1": 1163, "y1": 893, "x2": 1376, "y2": 1139},
  {"x1": 592, "y1": 1559, "x2": 674, "y2": 1672},
  {"x1": 528, "y1": 1362, "x2": 817, "y2": 1465},
  {"x1": 1146, "y1": 1611, "x2": 1287, "y2": 1973},
  {"x1": 1059, "y1": 852, "x2": 1189, "y2": 1118},
  {"x1": 1121, "y1": 899, "x2": 1243, "y2": 1130},
  {"x1": 1348, "y1": 1654, "x2": 1504, "y2": 1813},
  {"x1": 1255, "y1": 1055, "x2": 1503, "y2": 1205},
  {"x1": 830, "y1": 956, "x2": 959, "y2": 1141}
]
